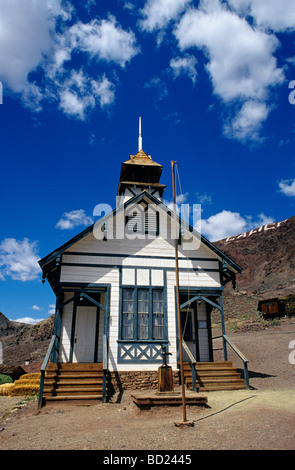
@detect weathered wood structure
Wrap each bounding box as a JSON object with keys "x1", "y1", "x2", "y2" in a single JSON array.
[
  {"x1": 258, "y1": 294, "x2": 295, "y2": 318},
  {"x1": 38, "y1": 122, "x2": 248, "y2": 406}
]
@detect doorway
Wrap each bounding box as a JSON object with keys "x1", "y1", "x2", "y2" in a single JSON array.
[
  {"x1": 73, "y1": 306, "x2": 98, "y2": 362},
  {"x1": 180, "y1": 298, "x2": 212, "y2": 362}
]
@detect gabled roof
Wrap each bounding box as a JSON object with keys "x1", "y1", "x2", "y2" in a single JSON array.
[{"x1": 39, "y1": 191, "x2": 242, "y2": 288}]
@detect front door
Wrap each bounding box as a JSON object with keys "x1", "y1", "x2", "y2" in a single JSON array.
[{"x1": 73, "y1": 306, "x2": 97, "y2": 362}]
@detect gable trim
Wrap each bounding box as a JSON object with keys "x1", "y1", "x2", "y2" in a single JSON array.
[{"x1": 39, "y1": 190, "x2": 242, "y2": 275}]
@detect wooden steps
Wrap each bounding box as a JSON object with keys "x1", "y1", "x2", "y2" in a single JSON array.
[
  {"x1": 183, "y1": 362, "x2": 246, "y2": 392},
  {"x1": 42, "y1": 363, "x2": 104, "y2": 405},
  {"x1": 131, "y1": 389, "x2": 208, "y2": 409}
]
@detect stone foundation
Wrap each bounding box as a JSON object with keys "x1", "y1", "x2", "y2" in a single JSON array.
[{"x1": 107, "y1": 370, "x2": 179, "y2": 395}]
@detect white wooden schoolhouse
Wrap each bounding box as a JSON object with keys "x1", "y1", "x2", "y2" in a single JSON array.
[{"x1": 38, "y1": 121, "x2": 248, "y2": 406}]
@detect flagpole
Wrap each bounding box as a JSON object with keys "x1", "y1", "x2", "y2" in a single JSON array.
[{"x1": 171, "y1": 161, "x2": 187, "y2": 423}]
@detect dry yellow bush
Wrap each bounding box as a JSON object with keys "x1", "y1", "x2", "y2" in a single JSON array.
[{"x1": 0, "y1": 373, "x2": 41, "y2": 396}]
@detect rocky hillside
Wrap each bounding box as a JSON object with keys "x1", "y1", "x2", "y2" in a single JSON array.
[
  {"x1": 0, "y1": 312, "x2": 24, "y2": 337},
  {"x1": 0, "y1": 313, "x2": 54, "y2": 370},
  {"x1": 215, "y1": 216, "x2": 295, "y2": 298},
  {"x1": 213, "y1": 215, "x2": 295, "y2": 329}
]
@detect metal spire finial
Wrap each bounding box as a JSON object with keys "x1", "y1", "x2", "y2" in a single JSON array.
[{"x1": 138, "y1": 116, "x2": 142, "y2": 152}]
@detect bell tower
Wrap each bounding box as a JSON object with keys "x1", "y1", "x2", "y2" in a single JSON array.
[{"x1": 117, "y1": 117, "x2": 166, "y2": 205}]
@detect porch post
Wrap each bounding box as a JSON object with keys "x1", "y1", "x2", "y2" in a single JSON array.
[
  {"x1": 51, "y1": 291, "x2": 63, "y2": 363},
  {"x1": 102, "y1": 285, "x2": 110, "y2": 403},
  {"x1": 218, "y1": 295, "x2": 228, "y2": 361}
]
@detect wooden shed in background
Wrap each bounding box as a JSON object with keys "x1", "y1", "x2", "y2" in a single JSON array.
[{"x1": 258, "y1": 294, "x2": 295, "y2": 318}]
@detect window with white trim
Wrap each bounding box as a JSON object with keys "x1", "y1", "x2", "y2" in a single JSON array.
[{"x1": 121, "y1": 288, "x2": 164, "y2": 340}]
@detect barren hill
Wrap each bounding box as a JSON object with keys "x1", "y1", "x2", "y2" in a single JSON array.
[
  {"x1": 212, "y1": 216, "x2": 295, "y2": 329},
  {"x1": 0, "y1": 313, "x2": 54, "y2": 370},
  {"x1": 0, "y1": 312, "x2": 25, "y2": 337},
  {"x1": 214, "y1": 216, "x2": 295, "y2": 299}
]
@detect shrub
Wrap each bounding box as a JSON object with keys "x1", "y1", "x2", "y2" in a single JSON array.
[{"x1": 0, "y1": 374, "x2": 13, "y2": 385}]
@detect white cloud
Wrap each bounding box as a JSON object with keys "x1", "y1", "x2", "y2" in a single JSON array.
[
  {"x1": 139, "y1": 0, "x2": 192, "y2": 32},
  {"x1": 174, "y1": 0, "x2": 284, "y2": 141},
  {"x1": 68, "y1": 16, "x2": 140, "y2": 67},
  {"x1": 197, "y1": 210, "x2": 247, "y2": 241},
  {"x1": 224, "y1": 100, "x2": 270, "y2": 142},
  {"x1": 48, "y1": 304, "x2": 56, "y2": 315},
  {"x1": 59, "y1": 89, "x2": 95, "y2": 120},
  {"x1": 163, "y1": 191, "x2": 189, "y2": 212},
  {"x1": 170, "y1": 54, "x2": 197, "y2": 83},
  {"x1": 144, "y1": 77, "x2": 168, "y2": 101},
  {"x1": 0, "y1": 0, "x2": 67, "y2": 93},
  {"x1": 57, "y1": 70, "x2": 115, "y2": 120},
  {"x1": 0, "y1": 4, "x2": 137, "y2": 119},
  {"x1": 278, "y1": 179, "x2": 295, "y2": 197},
  {"x1": 196, "y1": 192, "x2": 212, "y2": 205},
  {"x1": 175, "y1": 1, "x2": 284, "y2": 102},
  {"x1": 250, "y1": 213, "x2": 275, "y2": 227},
  {"x1": 197, "y1": 210, "x2": 275, "y2": 241},
  {"x1": 228, "y1": 0, "x2": 295, "y2": 32},
  {"x1": 91, "y1": 75, "x2": 115, "y2": 107},
  {"x1": 32, "y1": 305, "x2": 42, "y2": 311},
  {"x1": 0, "y1": 238, "x2": 40, "y2": 282},
  {"x1": 13, "y1": 317, "x2": 45, "y2": 325},
  {"x1": 163, "y1": 192, "x2": 191, "y2": 225},
  {"x1": 56, "y1": 209, "x2": 93, "y2": 230}
]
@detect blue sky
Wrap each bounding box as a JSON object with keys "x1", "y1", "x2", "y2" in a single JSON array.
[{"x1": 1, "y1": 0, "x2": 295, "y2": 323}]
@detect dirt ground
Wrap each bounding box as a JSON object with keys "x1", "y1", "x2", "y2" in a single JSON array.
[{"x1": 0, "y1": 319, "x2": 295, "y2": 452}]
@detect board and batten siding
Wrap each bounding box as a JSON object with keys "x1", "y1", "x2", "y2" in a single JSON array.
[
  {"x1": 57, "y1": 230, "x2": 221, "y2": 370},
  {"x1": 197, "y1": 301, "x2": 210, "y2": 362}
]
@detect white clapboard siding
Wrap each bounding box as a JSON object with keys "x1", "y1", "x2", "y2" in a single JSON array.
[
  {"x1": 167, "y1": 270, "x2": 220, "y2": 289},
  {"x1": 56, "y1": 204, "x2": 225, "y2": 371},
  {"x1": 60, "y1": 266, "x2": 119, "y2": 284},
  {"x1": 62, "y1": 253, "x2": 219, "y2": 271},
  {"x1": 65, "y1": 229, "x2": 219, "y2": 262},
  {"x1": 59, "y1": 292, "x2": 74, "y2": 362}
]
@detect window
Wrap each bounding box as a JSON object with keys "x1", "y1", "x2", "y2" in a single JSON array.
[
  {"x1": 152, "y1": 290, "x2": 164, "y2": 339},
  {"x1": 121, "y1": 288, "x2": 165, "y2": 340},
  {"x1": 122, "y1": 289, "x2": 134, "y2": 339},
  {"x1": 138, "y1": 289, "x2": 149, "y2": 339}
]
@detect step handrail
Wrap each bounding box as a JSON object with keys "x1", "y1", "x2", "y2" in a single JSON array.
[
  {"x1": 182, "y1": 339, "x2": 197, "y2": 391},
  {"x1": 102, "y1": 333, "x2": 108, "y2": 403},
  {"x1": 182, "y1": 339, "x2": 197, "y2": 364},
  {"x1": 38, "y1": 334, "x2": 57, "y2": 408},
  {"x1": 223, "y1": 334, "x2": 250, "y2": 389}
]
